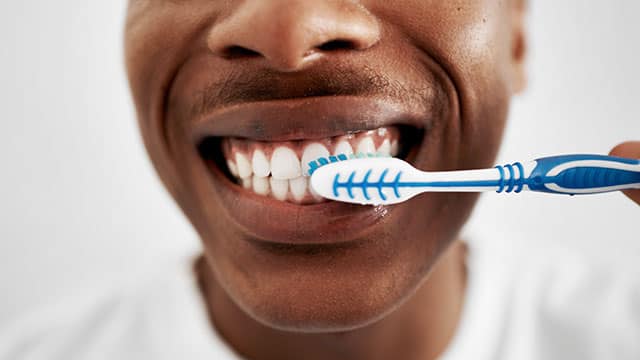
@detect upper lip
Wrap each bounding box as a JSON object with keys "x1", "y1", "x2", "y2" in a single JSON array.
[{"x1": 190, "y1": 95, "x2": 431, "y2": 143}]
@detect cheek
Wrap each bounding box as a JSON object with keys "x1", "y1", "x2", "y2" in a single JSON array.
[
  {"x1": 124, "y1": 4, "x2": 216, "y2": 119},
  {"x1": 124, "y1": 3, "x2": 221, "y2": 204},
  {"x1": 376, "y1": 0, "x2": 512, "y2": 165},
  {"x1": 376, "y1": 0, "x2": 511, "y2": 65}
]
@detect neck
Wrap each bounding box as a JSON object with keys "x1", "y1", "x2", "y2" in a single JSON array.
[{"x1": 195, "y1": 240, "x2": 468, "y2": 360}]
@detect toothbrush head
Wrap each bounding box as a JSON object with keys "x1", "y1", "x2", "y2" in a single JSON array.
[
  {"x1": 309, "y1": 157, "x2": 417, "y2": 205},
  {"x1": 306, "y1": 152, "x2": 391, "y2": 176}
]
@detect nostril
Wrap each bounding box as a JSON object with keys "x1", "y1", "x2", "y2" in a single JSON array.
[
  {"x1": 316, "y1": 39, "x2": 359, "y2": 52},
  {"x1": 221, "y1": 45, "x2": 262, "y2": 60}
]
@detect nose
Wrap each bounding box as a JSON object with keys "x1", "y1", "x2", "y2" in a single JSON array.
[{"x1": 207, "y1": 0, "x2": 381, "y2": 72}]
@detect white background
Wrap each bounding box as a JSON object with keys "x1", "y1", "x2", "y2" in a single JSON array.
[{"x1": 0, "y1": 1, "x2": 638, "y2": 322}]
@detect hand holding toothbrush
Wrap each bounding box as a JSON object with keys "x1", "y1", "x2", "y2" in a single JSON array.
[{"x1": 610, "y1": 141, "x2": 640, "y2": 206}]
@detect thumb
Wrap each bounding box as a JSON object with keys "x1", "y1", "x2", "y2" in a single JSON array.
[{"x1": 609, "y1": 141, "x2": 640, "y2": 205}]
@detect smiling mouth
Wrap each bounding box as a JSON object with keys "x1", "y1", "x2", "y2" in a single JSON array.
[
  {"x1": 188, "y1": 96, "x2": 431, "y2": 244},
  {"x1": 198, "y1": 124, "x2": 422, "y2": 204}
]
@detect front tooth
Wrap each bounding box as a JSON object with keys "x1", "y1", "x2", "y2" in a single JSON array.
[
  {"x1": 356, "y1": 137, "x2": 376, "y2": 155},
  {"x1": 235, "y1": 153, "x2": 253, "y2": 179},
  {"x1": 334, "y1": 141, "x2": 354, "y2": 157},
  {"x1": 227, "y1": 160, "x2": 239, "y2": 177},
  {"x1": 390, "y1": 140, "x2": 399, "y2": 156},
  {"x1": 271, "y1": 147, "x2": 301, "y2": 179},
  {"x1": 301, "y1": 143, "x2": 330, "y2": 176},
  {"x1": 252, "y1": 176, "x2": 270, "y2": 195},
  {"x1": 270, "y1": 178, "x2": 289, "y2": 201},
  {"x1": 241, "y1": 177, "x2": 252, "y2": 189},
  {"x1": 377, "y1": 139, "x2": 391, "y2": 156},
  {"x1": 252, "y1": 150, "x2": 270, "y2": 177},
  {"x1": 289, "y1": 177, "x2": 308, "y2": 202}
]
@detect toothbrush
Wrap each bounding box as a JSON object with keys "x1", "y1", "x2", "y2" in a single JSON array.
[{"x1": 307, "y1": 154, "x2": 640, "y2": 205}]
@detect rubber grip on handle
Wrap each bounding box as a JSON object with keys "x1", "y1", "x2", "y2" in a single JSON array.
[{"x1": 527, "y1": 154, "x2": 640, "y2": 194}]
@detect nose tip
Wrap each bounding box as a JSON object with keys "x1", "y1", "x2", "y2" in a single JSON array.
[{"x1": 207, "y1": 1, "x2": 381, "y2": 72}]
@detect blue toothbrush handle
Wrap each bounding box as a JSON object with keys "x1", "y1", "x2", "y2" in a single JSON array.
[{"x1": 502, "y1": 154, "x2": 640, "y2": 195}]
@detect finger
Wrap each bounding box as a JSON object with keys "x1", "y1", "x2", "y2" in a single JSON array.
[{"x1": 609, "y1": 141, "x2": 640, "y2": 205}]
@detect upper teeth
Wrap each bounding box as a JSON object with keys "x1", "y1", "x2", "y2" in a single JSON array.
[
  {"x1": 334, "y1": 141, "x2": 354, "y2": 157},
  {"x1": 301, "y1": 143, "x2": 330, "y2": 176},
  {"x1": 356, "y1": 136, "x2": 376, "y2": 154},
  {"x1": 235, "y1": 153, "x2": 252, "y2": 179},
  {"x1": 271, "y1": 147, "x2": 302, "y2": 180},
  {"x1": 220, "y1": 127, "x2": 400, "y2": 204},
  {"x1": 252, "y1": 150, "x2": 270, "y2": 178}
]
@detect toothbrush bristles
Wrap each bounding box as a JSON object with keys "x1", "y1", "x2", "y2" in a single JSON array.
[{"x1": 307, "y1": 152, "x2": 391, "y2": 176}]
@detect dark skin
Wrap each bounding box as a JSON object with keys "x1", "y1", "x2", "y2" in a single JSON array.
[{"x1": 124, "y1": 1, "x2": 640, "y2": 359}]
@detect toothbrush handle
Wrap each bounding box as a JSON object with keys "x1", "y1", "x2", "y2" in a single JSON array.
[{"x1": 503, "y1": 154, "x2": 640, "y2": 195}]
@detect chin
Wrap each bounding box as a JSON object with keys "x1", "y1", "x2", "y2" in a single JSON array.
[
  {"x1": 195, "y1": 189, "x2": 475, "y2": 333},
  {"x1": 218, "y1": 241, "x2": 431, "y2": 333}
]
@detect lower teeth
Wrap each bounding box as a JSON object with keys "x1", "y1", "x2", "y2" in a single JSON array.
[{"x1": 218, "y1": 127, "x2": 401, "y2": 204}]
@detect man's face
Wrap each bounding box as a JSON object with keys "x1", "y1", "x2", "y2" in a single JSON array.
[{"x1": 125, "y1": 0, "x2": 525, "y2": 332}]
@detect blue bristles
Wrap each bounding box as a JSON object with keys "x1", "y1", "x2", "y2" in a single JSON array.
[{"x1": 307, "y1": 152, "x2": 390, "y2": 176}]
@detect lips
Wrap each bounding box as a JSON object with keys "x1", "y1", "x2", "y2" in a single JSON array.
[{"x1": 192, "y1": 95, "x2": 430, "y2": 245}]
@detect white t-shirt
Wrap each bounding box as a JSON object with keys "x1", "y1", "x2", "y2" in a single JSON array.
[{"x1": 2, "y1": 240, "x2": 639, "y2": 360}]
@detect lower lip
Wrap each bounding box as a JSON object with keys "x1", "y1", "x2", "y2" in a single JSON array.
[{"x1": 205, "y1": 159, "x2": 397, "y2": 245}]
